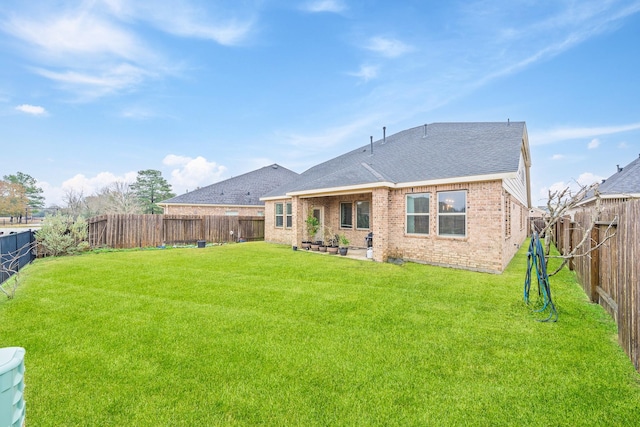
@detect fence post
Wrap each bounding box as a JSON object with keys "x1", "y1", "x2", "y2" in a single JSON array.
[
  {"x1": 568, "y1": 223, "x2": 574, "y2": 271},
  {"x1": 589, "y1": 225, "x2": 600, "y2": 302}
]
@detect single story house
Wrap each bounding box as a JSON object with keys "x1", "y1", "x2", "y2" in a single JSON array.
[
  {"x1": 158, "y1": 164, "x2": 299, "y2": 216},
  {"x1": 261, "y1": 122, "x2": 532, "y2": 273},
  {"x1": 577, "y1": 154, "x2": 640, "y2": 206}
]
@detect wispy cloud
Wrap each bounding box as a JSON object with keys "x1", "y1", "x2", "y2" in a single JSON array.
[
  {"x1": 347, "y1": 65, "x2": 379, "y2": 82},
  {"x1": 530, "y1": 122, "x2": 640, "y2": 145},
  {"x1": 365, "y1": 36, "x2": 413, "y2": 58},
  {"x1": 15, "y1": 104, "x2": 48, "y2": 116},
  {"x1": 551, "y1": 154, "x2": 565, "y2": 160},
  {"x1": 280, "y1": 116, "x2": 382, "y2": 150},
  {"x1": 302, "y1": 0, "x2": 347, "y2": 13},
  {"x1": 587, "y1": 138, "x2": 600, "y2": 149},
  {"x1": 0, "y1": 1, "x2": 255, "y2": 99}
]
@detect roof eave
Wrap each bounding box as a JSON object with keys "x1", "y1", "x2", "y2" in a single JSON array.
[
  {"x1": 260, "y1": 172, "x2": 516, "y2": 200},
  {"x1": 157, "y1": 202, "x2": 264, "y2": 208}
]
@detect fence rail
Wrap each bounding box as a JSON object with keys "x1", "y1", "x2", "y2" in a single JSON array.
[
  {"x1": 88, "y1": 214, "x2": 265, "y2": 249},
  {"x1": 0, "y1": 231, "x2": 36, "y2": 285},
  {"x1": 556, "y1": 200, "x2": 639, "y2": 371}
]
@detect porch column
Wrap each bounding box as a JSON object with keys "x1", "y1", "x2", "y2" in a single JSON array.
[{"x1": 371, "y1": 188, "x2": 390, "y2": 262}]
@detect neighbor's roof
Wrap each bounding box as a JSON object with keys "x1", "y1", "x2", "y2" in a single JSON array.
[
  {"x1": 263, "y1": 121, "x2": 527, "y2": 198},
  {"x1": 160, "y1": 164, "x2": 299, "y2": 206},
  {"x1": 598, "y1": 155, "x2": 640, "y2": 196}
]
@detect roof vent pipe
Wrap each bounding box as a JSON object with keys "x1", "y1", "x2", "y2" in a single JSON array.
[
  {"x1": 507, "y1": 118, "x2": 510, "y2": 126},
  {"x1": 383, "y1": 126, "x2": 386, "y2": 144},
  {"x1": 370, "y1": 136, "x2": 373, "y2": 155},
  {"x1": 423, "y1": 124, "x2": 427, "y2": 138},
  {"x1": 617, "y1": 165, "x2": 622, "y2": 173}
]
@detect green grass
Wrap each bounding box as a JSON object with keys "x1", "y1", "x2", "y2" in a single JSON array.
[{"x1": 1, "y1": 242, "x2": 639, "y2": 426}]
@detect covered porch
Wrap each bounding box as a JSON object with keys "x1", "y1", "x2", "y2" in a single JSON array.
[{"x1": 290, "y1": 187, "x2": 390, "y2": 262}]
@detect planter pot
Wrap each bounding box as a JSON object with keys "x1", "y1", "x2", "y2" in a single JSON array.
[
  {"x1": 339, "y1": 247, "x2": 348, "y2": 256},
  {"x1": 319, "y1": 245, "x2": 327, "y2": 253},
  {"x1": 327, "y1": 246, "x2": 339, "y2": 255},
  {"x1": 292, "y1": 246, "x2": 298, "y2": 251},
  {"x1": 311, "y1": 244, "x2": 320, "y2": 251},
  {"x1": 301, "y1": 241, "x2": 311, "y2": 250}
]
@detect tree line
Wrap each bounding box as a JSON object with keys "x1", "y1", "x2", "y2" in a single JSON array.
[{"x1": 0, "y1": 169, "x2": 175, "y2": 221}]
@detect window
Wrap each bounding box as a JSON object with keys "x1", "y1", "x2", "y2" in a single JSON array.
[
  {"x1": 438, "y1": 191, "x2": 466, "y2": 237},
  {"x1": 356, "y1": 201, "x2": 370, "y2": 229},
  {"x1": 406, "y1": 193, "x2": 430, "y2": 234},
  {"x1": 285, "y1": 202, "x2": 293, "y2": 228},
  {"x1": 275, "y1": 203, "x2": 284, "y2": 228},
  {"x1": 340, "y1": 202, "x2": 352, "y2": 228}
]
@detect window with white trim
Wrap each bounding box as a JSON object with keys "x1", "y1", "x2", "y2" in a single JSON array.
[
  {"x1": 275, "y1": 203, "x2": 284, "y2": 228},
  {"x1": 406, "y1": 193, "x2": 430, "y2": 234},
  {"x1": 340, "y1": 202, "x2": 353, "y2": 228},
  {"x1": 285, "y1": 202, "x2": 292, "y2": 228},
  {"x1": 356, "y1": 201, "x2": 370, "y2": 229},
  {"x1": 437, "y1": 191, "x2": 466, "y2": 237}
]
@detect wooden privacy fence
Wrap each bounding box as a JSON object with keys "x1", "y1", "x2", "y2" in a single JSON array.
[
  {"x1": 88, "y1": 214, "x2": 264, "y2": 249},
  {"x1": 556, "y1": 200, "x2": 639, "y2": 371}
]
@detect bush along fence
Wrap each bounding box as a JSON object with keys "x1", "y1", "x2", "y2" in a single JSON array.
[
  {"x1": 88, "y1": 214, "x2": 265, "y2": 249},
  {"x1": 0, "y1": 230, "x2": 36, "y2": 285},
  {"x1": 555, "y1": 199, "x2": 640, "y2": 371}
]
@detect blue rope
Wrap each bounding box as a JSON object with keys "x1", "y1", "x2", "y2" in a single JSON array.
[{"x1": 524, "y1": 232, "x2": 557, "y2": 322}]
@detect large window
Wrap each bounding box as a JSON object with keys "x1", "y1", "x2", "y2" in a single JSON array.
[
  {"x1": 275, "y1": 203, "x2": 284, "y2": 228},
  {"x1": 285, "y1": 202, "x2": 292, "y2": 228},
  {"x1": 356, "y1": 201, "x2": 370, "y2": 229},
  {"x1": 340, "y1": 202, "x2": 353, "y2": 228},
  {"x1": 437, "y1": 191, "x2": 466, "y2": 237},
  {"x1": 406, "y1": 193, "x2": 430, "y2": 234}
]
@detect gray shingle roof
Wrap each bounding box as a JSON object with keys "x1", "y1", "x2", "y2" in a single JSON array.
[
  {"x1": 264, "y1": 122, "x2": 526, "y2": 198},
  {"x1": 161, "y1": 164, "x2": 299, "y2": 206},
  {"x1": 599, "y1": 155, "x2": 640, "y2": 195}
]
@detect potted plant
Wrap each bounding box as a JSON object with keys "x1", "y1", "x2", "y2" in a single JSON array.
[
  {"x1": 325, "y1": 229, "x2": 339, "y2": 255},
  {"x1": 303, "y1": 213, "x2": 320, "y2": 250},
  {"x1": 338, "y1": 234, "x2": 349, "y2": 256}
]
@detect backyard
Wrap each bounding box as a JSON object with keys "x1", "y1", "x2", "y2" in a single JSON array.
[{"x1": 1, "y1": 242, "x2": 639, "y2": 425}]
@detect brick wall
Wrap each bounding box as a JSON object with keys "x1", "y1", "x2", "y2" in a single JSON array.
[
  {"x1": 264, "y1": 199, "x2": 295, "y2": 244},
  {"x1": 264, "y1": 180, "x2": 527, "y2": 273},
  {"x1": 384, "y1": 180, "x2": 521, "y2": 273},
  {"x1": 162, "y1": 204, "x2": 264, "y2": 216}
]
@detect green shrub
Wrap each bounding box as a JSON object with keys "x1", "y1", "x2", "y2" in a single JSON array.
[{"x1": 36, "y1": 214, "x2": 90, "y2": 256}]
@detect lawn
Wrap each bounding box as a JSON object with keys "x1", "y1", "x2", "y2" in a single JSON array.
[{"x1": 1, "y1": 242, "x2": 639, "y2": 426}]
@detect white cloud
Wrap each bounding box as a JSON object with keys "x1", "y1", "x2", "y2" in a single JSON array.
[
  {"x1": 302, "y1": 0, "x2": 347, "y2": 13},
  {"x1": 347, "y1": 65, "x2": 378, "y2": 82},
  {"x1": 0, "y1": 2, "x2": 253, "y2": 99},
  {"x1": 530, "y1": 122, "x2": 640, "y2": 145},
  {"x1": 365, "y1": 36, "x2": 413, "y2": 58},
  {"x1": 576, "y1": 172, "x2": 604, "y2": 187},
  {"x1": 41, "y1": 171, "x2": 137, "y2": 206},
  {"x1": 34, "y1": 64, "x2": 152, "y2": 99},
  {"x1": 551, "y1": 154, "x2": 564, "y2": 160},
  {"x1": 15, "y1": 104, "x2": 47, "y2": 115},
  {"x1": 163, "y1": 155, "x2": 227, "y2": 194},
  {"x1": 587, "y1": 138, "x2": 600, "y2": 149},
  {"x1": 618, "y1": 141, "x2": 629, "y2": 149},
  {"x1": 537, "y1": 171, "x2": 604, "y2": 204}
]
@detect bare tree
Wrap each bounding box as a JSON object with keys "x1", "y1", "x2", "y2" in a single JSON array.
[
  {"x1": 63, "y1": 188, "x2": 86, "y2": 218},
  {"x1": 104, "y1": 181, "x2": 142, "y2": 214},
  {"x1": 537, "y1": 182, "x2": 616, "y2": 276}
]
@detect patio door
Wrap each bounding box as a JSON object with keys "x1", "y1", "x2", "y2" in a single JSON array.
[{"x1": 312, "y1": 207, "x2": 323, "y2": 242}]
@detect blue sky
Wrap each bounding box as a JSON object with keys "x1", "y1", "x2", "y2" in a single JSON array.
[{"x1": 2, "y1": 0, "x2": 640, "y2": 207}]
